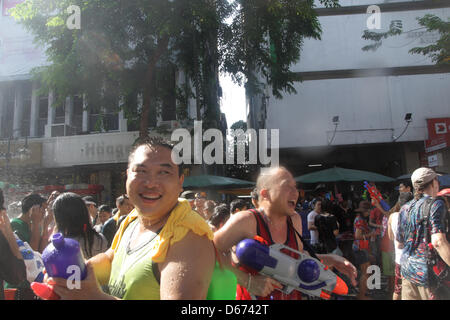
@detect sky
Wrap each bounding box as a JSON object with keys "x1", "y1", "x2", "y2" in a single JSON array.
[{"x1": 219, "y1": 73, "x2": 247, "y2": 129}]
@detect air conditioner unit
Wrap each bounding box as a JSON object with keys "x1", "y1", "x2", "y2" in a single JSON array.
[{"x1": 49, "y1": 124, "x2": 77, "y2": 137}]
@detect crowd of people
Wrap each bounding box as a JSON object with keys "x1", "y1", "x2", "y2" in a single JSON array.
[
  {"x1": 298, "y1": 173, "x2": 449, "y2": 300},
  {"x1": 0, "y1": 135, "x2": 448, "y2": 301},
  {"x1": 0, "y1": 187, "x2": 135, "y2": 300}
]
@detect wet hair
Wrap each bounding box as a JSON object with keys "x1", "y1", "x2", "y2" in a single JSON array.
[
  {"x1": 204, "y1": 200, "x2": 216, "y2": 217},
  {"x1": 98, "y1": 204, "x2": 112, "y2": 213},
  {"x1": 52, "y1": 192, "x2": 101, "y2": 259},
  {"x1": 255, "y1": 167, "x2": 289, "y2": 200},
  {"x1": 230, "y1": 199, "x2": 247, "y2": 214},
  {"x1": 128, "y1": 135, "x2": 183, "y2": 176},
  {"x1": 400, "y1": 180, "x2": 413, "y2": 191},
  {"x1": 21, "y1": 193, "x2": 47, "y2": 214},
  {"x1": 414, "y1": 178, "x2": 437, "y2": 200},
  {"x1": 321, "y1": 199, "x2": 333, "y2": 214},
  {"x1": 116, "y1": 194, "x2": 129, "y2": 206},
  {"x1": 208, "y1": 204, "x2": 230, "y2": 229}
]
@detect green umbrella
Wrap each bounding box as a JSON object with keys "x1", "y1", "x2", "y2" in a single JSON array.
[
  {"x1": 396, "y1": 173, "x2": 411, "y2": 180},
  {"x1": 183, "y1": 175, "x2": 255, "y2": 189},
  {"x1": 295, "y1": 167, "x2": 395, "y2": 183}
]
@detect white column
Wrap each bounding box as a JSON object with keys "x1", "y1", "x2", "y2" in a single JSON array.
[
  {"x1": 64, "y1": 96, "x2": 74, "y2": 135},
  {"x1": 13, "y1": 84, "x2": 24, "y2": 138},
  {"x1": 45, "y1": 89, "x2": 56, "y2": 138},
  {"x1": 118, "y1": 97, "x2": 127, "y2": 132},
  {"x1": 30, "y1": 82, "x2": 39, "y2": 137},
  {"x1": 82, "y1": 94, "x2": 89, "y2": 132}
]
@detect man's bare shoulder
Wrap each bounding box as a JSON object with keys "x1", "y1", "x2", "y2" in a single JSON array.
[
  {"x1": 160, "y1": 231, "x2": 215, "y2": 299},
  {"x1": 233, "y1": 209, "x2": 257, "y2": 222},
  {"x1": 168, "y1": 230, "x2": 214, "y2": 256}
]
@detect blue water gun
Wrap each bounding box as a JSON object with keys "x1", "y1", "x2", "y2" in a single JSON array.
[{"x1": 236, "y1": 238, "x2": 348, "y2": 300}]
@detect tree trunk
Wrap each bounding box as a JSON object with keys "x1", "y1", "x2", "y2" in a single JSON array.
[{"x1": 139, "y1": 36, "x2": 170, "y2": 138}]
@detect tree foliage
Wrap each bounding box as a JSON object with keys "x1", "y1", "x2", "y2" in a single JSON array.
[
  {"x1": 12, "y1": 0, "x2": 339, "y2": 137},
  {"x1": 362, "y1": 15, "x2": 450, "y2": 65},
  {"x1": 221, "y1": 0, "x2": 339, "y2": 99}
]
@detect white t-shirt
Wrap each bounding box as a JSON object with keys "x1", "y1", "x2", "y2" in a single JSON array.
[
  {"x1": 390, "y1": 211, "x2": 403, "y2": 265},
  {"x1": 307, "y1": 210, "x2": 320, "y2": 244}
]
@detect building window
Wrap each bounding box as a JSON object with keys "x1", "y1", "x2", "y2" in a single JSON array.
[
  {"x1": 54, "y1": 96, "x2": 65, "y2": 124},
  {"x1": 37, "y1": 95, "x2": 48, "y2": 137},
  {"x1": 89, "y1": 101, "x2": 118, "y2": 132},
  {"x1": 73, "y1": 94, "x2": 83, "y2": 134},
  {"x1": 21, "y1": 82, "x2": 32, "y2": 138}
]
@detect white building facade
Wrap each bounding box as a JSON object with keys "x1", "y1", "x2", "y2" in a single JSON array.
[
  {"x1": 0, "y1": 1, "x2": 221, "y2": 205},
  {"x1": 247, "y1": 0, "x2": 450, "y2": 176}
]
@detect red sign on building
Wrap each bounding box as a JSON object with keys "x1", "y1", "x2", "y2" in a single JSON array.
[
  {"x1": 424, "y1": 118, "x2": 450, "y2": 153},
  {"x1": 2, "y1": 0, "x2": 25, "y2": 16}
]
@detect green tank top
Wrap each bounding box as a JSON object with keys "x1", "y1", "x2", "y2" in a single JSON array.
[{"x1": 107, "y1": 219, "x2": 160, "y2": 300}]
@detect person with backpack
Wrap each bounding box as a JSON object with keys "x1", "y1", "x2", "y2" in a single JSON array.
[{"x1": 397, "y1": 167, "x2": 450, "y2": 300}]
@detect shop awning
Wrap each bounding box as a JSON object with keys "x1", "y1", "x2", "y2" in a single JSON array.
[
  {"x1": 183, "y1": 175, "x2": 255, "y2": 190},
  {"x1": 295, "y1": 167, "x2": 395, "y2": 183}
]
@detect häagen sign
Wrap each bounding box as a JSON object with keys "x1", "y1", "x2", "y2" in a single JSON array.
[{"x1": 42, "y1": 132, "x2": 140, "y2": 168}]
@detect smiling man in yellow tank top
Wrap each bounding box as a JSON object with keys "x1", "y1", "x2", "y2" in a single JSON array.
[{"x1": 46, "y1": 136, "x2": 215, "y2": 300}]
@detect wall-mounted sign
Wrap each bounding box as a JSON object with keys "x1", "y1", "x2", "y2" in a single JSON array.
[
  {"x1": 0, "y1": 141, "x2": 42, "y2": 167},
  {"x1": 428, "y1": 154, "x2": 438, "y2": 167},
  {"x1": 425, "y1": 118, "x2": 450, "y2": 153}
]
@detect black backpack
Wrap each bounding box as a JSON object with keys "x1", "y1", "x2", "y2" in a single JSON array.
[{"x1": 421, "y1": 196, "x2": 450, "y2": 300}]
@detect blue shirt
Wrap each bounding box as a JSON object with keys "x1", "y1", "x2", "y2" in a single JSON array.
[{"x1": 396, "y1": 195, "x2": 446, "y2": 286}]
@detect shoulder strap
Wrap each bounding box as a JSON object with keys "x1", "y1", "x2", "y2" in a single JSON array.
[
  {"x1": 287, "y1": 216, "x2": 320, "y2": 260},
  {"x1": 248, "y1": 209, "x2": 273, "y2": 244},
  {"x1": 421, "y1": 197, "x2": 435, "y2": 244}
]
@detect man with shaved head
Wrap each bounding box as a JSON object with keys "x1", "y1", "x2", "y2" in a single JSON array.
[{"x1": 214, "y1": 166, "x2": 357, "y2": 300}]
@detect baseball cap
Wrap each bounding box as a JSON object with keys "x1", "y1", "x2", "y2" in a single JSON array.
[
  {"x1": 82, "y1": 196, "x2": 97, "y2": 206},
  {"x1": 180, "y1": 190, "x2": 196, "y2": 200},
  {"x1": 437, "y1": 188, "x2": 450, "y2": 197},
  {"x1": 411, "y1": 167, "x2": 440, "y2": 189}
]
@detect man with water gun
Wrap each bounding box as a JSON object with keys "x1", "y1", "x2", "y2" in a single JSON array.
[
  {"x1": 39, "y1": 137, "x2": 216, "y2": 300},
  {"x1": 214, "y1": 167, "x2": 357, "y2": 300}
]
